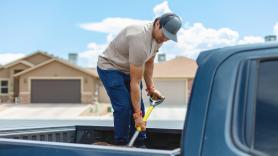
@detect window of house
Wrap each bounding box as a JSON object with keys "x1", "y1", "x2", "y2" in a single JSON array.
[
  {"x1": 0, "y1": 80, "x2": 8, "y2": 94},
  {"x1": 254, "y1": 60, "x2": 278, "y2": 155}
]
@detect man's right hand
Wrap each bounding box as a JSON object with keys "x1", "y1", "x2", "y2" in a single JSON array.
[{"x1": 133, "y1": 112, "x2": 146, "y2": 131}]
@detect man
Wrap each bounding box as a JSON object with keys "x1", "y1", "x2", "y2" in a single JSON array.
[{"x1": 97, "y1": 13, "x2": 182, "y2": 146}]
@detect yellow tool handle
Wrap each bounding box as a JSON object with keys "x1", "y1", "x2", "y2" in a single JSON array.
[{"x1": 136, "y1": 106, "x2": 154, "y2": 131}]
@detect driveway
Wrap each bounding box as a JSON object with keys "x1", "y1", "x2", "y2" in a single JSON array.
[{"x1": 0, "y1": 103, "x2": 112, "y2": 119}]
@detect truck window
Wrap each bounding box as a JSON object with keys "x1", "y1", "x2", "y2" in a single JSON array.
[{"x1": 254, "y1": 60, "x2": 278, "y2": 155}]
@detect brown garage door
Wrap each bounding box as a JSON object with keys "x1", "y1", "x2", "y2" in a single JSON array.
[{"x1": 31, "y1": 79, "x2": 81, "y2": 103}]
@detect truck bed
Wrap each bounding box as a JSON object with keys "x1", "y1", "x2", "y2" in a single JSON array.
[{"x1": 0, "y1": 125, "x2": 181, "y2": 150}]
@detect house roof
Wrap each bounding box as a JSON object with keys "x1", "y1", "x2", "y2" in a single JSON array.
[
  {"x1": 0, "y1": 50, "x2": 97, "y2": 78},
  {"x1": 153, "y1": 56, "x2": 198, "y2": 79},
  {"x1": 14, "y1": 58, "x2": 98, "y2": 77},
  {"x1": 2, "y1": 51, "x2": 52, "y2": 68},
  {"x1": 3, "y1": 60, "x2": 34, "y2": 69},
  {"x1": 0, "y1": 51, "x2": 98, "y2": 77}
]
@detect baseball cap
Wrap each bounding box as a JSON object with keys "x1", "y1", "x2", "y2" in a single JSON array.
[{"x1": 159, "y1": 13, "x2": 182, "y2": 42}]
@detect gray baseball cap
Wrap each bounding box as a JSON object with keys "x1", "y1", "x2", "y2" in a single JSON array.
[{"x1": 159, "y1": 13, "x2": 182, "y2": 42}]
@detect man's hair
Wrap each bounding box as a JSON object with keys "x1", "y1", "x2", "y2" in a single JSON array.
[{"x1": 153, "y1": 17, "x2": 162, "y2": 29}]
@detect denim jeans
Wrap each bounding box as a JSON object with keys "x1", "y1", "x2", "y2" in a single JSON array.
[{"x1": 97, "y1": 66, "x2": 146, "y2": 145}]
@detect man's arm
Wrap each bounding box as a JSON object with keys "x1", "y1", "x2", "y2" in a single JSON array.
[
  {"x1": 144, "y1": 56, "x2": 155, "y2": 90},
  {"x1": 144, "y1": 56, "x2": 164, "y2": 99},
  {"x1": 130, "y1": 64, "x2": 144, "y2": 113},
  {"x1": 130, "y1": 64, "x2": 146, "y2": 131}
]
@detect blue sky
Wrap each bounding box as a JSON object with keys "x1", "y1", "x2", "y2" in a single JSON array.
[{"x1": 0, "y1": 0, "x2": 278, "y2": 67}]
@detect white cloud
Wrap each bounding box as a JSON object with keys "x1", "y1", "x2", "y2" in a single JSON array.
[
  {"x1": 106, "y1": 34, "x2": 115, "y2": 43},
  {"x1": 238, "y1": 36, "x2": 264, "y2": 45},
  {"x1": 78, "y1": 42, "x2": 107, "y2": 67},
  {"x1": 0, "y1": 53, "x2": 25, "y2": 65},
  {"x1": 274, "y1": 22, "x2": 278, "y2": 36},
  {"x1": 153, "y1": 1, "x2": 172, "y2": 17},
  {"x1": 80, "y1": 18, "x2": 150, "y2": 35},
  {"x1": 174, "y1": 23, "x2": 239, "y2": 59}
]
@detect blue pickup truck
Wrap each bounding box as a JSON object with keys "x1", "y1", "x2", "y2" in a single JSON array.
[{"x1": 1, "y1": 43, "x2": 278, "y2": 156}]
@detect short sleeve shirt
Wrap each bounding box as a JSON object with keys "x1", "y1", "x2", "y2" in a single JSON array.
[{"x1": 97, "y1": 23, "x2": 162, "y2": 74}]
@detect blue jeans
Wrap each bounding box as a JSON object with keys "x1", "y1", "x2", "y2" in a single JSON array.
[{"x1": 97, "y1": 66, "x2": 146, "y2": 145}]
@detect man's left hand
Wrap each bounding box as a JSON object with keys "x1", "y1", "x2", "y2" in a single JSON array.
[{"x1": 146, "y1": 88, "x2": 164, "y2": 100}]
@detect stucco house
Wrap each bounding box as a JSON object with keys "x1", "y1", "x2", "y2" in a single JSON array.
[{"x1": 0, "y1": 51, "x2": 98, "y2": 104}]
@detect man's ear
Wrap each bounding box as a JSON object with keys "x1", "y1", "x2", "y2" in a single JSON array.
[{"x1": 156, "y1": 19, "x2": 160, "y2": 27}]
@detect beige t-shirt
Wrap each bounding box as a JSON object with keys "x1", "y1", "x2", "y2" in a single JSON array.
[{"x1": 97, "y1": 23, "x2": 162, "y2": 74}]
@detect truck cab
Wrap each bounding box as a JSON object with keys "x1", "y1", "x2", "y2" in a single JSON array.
[{"x1": 183, "y1": 42, "x2": 278, "y2": 156}]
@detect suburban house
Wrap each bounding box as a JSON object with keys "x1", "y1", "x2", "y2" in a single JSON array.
[
  {"x1": 0, "y1": 51, "x2": 197, "y2": 106},
  {"x1": 96, "y1": 56, "x2": 198, "y2": 107},
  {"x1": 0, "y1": 51, "x2": 98, "y2": 104}
]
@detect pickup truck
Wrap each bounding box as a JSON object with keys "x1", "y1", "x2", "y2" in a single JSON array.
[{"x1": 0, "y1": 43, "x2": 278, "y2": 156}]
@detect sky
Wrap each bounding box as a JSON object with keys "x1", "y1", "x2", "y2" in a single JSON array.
[{"x1": 0, "y1": 0, "x2": 278, "y2": 67}]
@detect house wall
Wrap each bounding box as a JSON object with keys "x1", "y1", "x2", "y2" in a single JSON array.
[
  {"x1": 0, "y1": 63, "x2": 31, "y2": 103},
  {"x1": 142, "y1": 78, "x2": 188, "y2": 107},
  {"x1": 187, "y1": 78, "x2": 194, "y2": 100},
  {"x1": 98, "y1": 82, "x2": 110, "y2": 103},
  {"x1": 8, "y1": 63, "x2": 31, "y2": 94},
  {"x1": 0, "y1": 69, "x2": 9, "y2": 78},
  {"x1": 18, "y1": 61, "x2": 96, "y2": 104},
  {"x1": 23, "y1": 54, "x2": 51, "y2": 65}
]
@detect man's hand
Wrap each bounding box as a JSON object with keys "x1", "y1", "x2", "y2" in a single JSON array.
[
  {"x1": 133, "y1": 112, "x2": 146, "y2": 131},
  {"x1": 146, "y1": 87, "x2": 164, "y2": 100}
]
